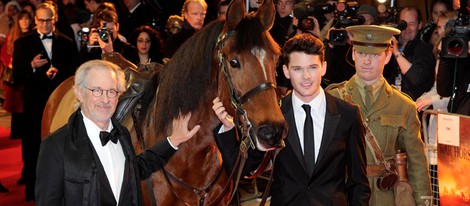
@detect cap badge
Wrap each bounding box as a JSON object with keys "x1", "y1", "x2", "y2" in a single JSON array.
[{"x1": 366, "y1": 33, "x2": 373, "y2": 40}]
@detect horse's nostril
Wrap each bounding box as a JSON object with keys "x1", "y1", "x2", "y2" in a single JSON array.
[{"x1": 257, "y1": 125, "x2": 276, "y2": 140}]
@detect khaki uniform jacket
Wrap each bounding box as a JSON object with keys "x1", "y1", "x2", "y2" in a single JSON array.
[{"x1": 326, "y1": 76, "x2": 432, "y2": 206}]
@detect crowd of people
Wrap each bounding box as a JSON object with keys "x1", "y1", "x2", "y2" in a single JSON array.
[{"x1": 0, "y1": 0, "x2": 468, "y2": 205}]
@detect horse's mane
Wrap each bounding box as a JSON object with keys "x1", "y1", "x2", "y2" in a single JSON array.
[
  {"x1": 154, "y1": 15, "x2": 280, "y2": 132},
  {"x1": 154, "y1": 20, "x2": 224, "y2": 132},
  {"x1": 231, "y1": 14, "x2": 280, "y2": 55}
]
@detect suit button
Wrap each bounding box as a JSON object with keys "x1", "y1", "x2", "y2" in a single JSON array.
[{"x1": 307, "y1": 186, "x2": 311, "y2": 190}]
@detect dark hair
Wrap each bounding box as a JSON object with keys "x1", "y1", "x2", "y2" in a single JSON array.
[
  {"x1": 218, "y1": 0, "x2": 230, "y2": 10},
  {"x1": 94, "y1": 9, "x2": 118, "y2": 26},
  {"x1": 430, "y1": 0, "x2": 452, "y2": 14},
  {"x1": 282, "y1": 33, "x2": 325, "y2": 65},
  {"x1": 400, "y1": 6, "x2": 423, "y2": 23},
  {"x1": 20, "y1": 1, "x2": 36, "y2": 14},
  {"x1": 129, "y1": 25, "x2": 164, "y2": 63}
]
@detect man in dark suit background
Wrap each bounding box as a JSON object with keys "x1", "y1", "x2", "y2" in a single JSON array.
[
  {"x1": 213, "y1": 33, "x2": 370, "y2": 205},
  {"x1": 163, "y1": 0, "x2": 207, "y2": 58},
  {"x1": 12, "y1": 2, "x2": 78, "y2": 201},
  {"x1": 35, "y1": 60, "x2": 201, "y2": 205},
  {"x1": 120, "y1": 0, "x2": 155, "y2": 38}
]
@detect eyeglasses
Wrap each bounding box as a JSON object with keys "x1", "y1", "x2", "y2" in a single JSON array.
[
  {"x1": 36, "y1": 17, "x2": 54, "y2": 24},
  {"x1": 276, "y1": 1, "x2": 293, "y2": 7},
  {"x1": 85, "y1": 87, "x2": 119, "y2": 98}
]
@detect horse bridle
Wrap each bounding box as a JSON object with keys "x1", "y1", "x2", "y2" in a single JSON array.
[
  {"x1": 216, "y1": 31, "x2": 282, "y2": 206},
  {"x1": 160, "y1": 31, "x2": 280, "y2": 206},
  {"x1": 216, "y1": 31, "x2": 277, "y2": 150}
]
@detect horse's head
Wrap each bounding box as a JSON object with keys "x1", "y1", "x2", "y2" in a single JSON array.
[{"x1": 217, "y1": 0, "x2": 287, "y2": 151}]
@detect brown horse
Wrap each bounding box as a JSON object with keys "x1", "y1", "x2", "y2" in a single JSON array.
[{"x1": 41, "y1": 0, "x2": 286, "y2": 205}]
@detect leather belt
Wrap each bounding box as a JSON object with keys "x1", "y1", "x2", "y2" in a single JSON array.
[{"x1": 367, "y1": 164, "x2": 386, "y2": 177}]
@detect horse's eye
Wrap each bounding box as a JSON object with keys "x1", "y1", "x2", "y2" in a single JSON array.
[{"x1": 229, "y1": 59, "x2": 240, "y2": 69}]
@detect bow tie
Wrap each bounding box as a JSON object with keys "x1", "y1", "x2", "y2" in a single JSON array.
[
  {"x1": 99, "y1": 129, "x2": 118, "y2": 146},
  {"x1": 41, "y1": 35, "x2": 53, "y2": 40}
]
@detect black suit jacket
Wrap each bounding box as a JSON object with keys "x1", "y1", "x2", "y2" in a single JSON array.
[
  {"x1": 35, "y1": 110, "x2": 177, "y2": 206},
  {"x1": 216, "y1": 92, "x2": 370, "y2": 206},
  {"x1": 120, "y1": 3, "x2": 154, "y2": 38},
  {"x1": 163, "y1": 20, "x2": 197, "y2": 58},
  {"x1": 12, "y1": 30, "x2": 77, "y2": 117}
]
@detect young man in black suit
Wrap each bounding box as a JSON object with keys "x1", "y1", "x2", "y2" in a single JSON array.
[
  {"x1": 35, "y1": 60, "x2": 201, "y2": 205},
  {"x1": 12, "y1": 2, "x2": 78, "y2": 201},
  {"x1": 213, "y1": 33, "x2": 371, "y2": 205}
]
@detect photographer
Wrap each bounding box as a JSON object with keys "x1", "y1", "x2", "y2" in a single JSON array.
[
  {"x1": 385, "y1": 6, "x2": 436, "y2": 101},
  {"x1": 78, "y1": 10, "x2": 138, "y2": 65},
  {"x1": 322, "y1": 1, "x2": 366, "y2": 87},
  {"x1": 292, "y1": 1, "x2": 321, "y2": 37},
  {"x1": 436, "y1": 8, "x2": 470, "y2": 115},
  {"x1": 269, "y1": 0, "x2": 295, "y2": 47}
]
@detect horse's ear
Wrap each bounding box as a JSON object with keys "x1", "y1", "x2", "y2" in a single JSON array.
[
  {"x1": 256, "y1": 0, "x2": 276, "y2": 31},
  {"x1": 226, "y1": 0, "x2": 245, "y2": 30}
]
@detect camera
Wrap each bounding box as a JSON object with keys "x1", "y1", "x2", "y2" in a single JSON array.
[
  {"x1": 293, "y1": 1, "x2": 336, "y2": 32},
  {"x1": 329, "y1": 0, "x2": 363, "y2": 46},
  {"x1": 78, "y1": 23, "x2": 114, "y2": 48},
  {"x1": 78, "y1": 27, "x2": 91, "y2": 47},
  {"x1": 98, "y1": 22, "x2": 112, "y2": 42},
  {"x1": 441, "y1": 12, "x2": 470, "y2": 58}
]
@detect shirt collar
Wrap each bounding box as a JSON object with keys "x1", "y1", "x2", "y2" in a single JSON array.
[
  {"x1": 292, "y1": 88, "x2": 325, "y2": 113},
  {"x1": 37, "y1": 31, "x2": 54, "y2": 39},
  {"x1": 353, "y1": 74, "x2": 385, "y2": 96}
]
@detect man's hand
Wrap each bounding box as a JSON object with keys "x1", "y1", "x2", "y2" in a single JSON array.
[
  {"x1": 31, "y1": 53, "x2": 48, "y2": 69},
  {"x1": 168, "y1": 112, "x2": 201, "y2": 147},
  {"x1": 46, "y1": 67, "x2": 58, "y2": 79},
  {"x1": 89, "y1": 28, "x2": 99, "y2": 45},
  {"x1": 98, "y1": 34, "x2": 114, "y2": 53},
  {"x1": 212, "y1": 97, "x2": 235, "y2": 131},
  {"x1": 391, "y1": 36, "x2": 400, "y2": 56}
]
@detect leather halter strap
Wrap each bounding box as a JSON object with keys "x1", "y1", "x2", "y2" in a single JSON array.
[
  {"x1": 161, "y1": 166, "x2": 226, "y2": 206},
  {"x1": 239, "y1": 83, "x2": 276, "y2": 104}
]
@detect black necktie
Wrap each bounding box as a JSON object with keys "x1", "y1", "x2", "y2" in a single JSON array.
[
  {"x1": 99, "y1": 129, "x2": 118, "y2": 146},
  {"x1": 302, "y1": 104, "x2": 315, "y2": 175},
  {"x1": 41, "y1": 35, "x2": 53, "y2": 40}
]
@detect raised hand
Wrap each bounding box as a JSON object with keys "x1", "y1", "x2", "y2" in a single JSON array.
[
  {"x1": 168, "y1": 112, "x2": 201, "y2": 147},
  {"x1": 212, "y1": 97, "x2": 235, "y2": 131}
]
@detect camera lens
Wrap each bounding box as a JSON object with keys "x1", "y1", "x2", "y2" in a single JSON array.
[
  {"x1": 445, "y1": 38, "x2": 466, "y2": 57},
  {"x1": 99, "y1": 29, "x2": 109, "y2": 42},
  {"x1": 333, "y1": 32, "x2": 345, "y2": 42}
]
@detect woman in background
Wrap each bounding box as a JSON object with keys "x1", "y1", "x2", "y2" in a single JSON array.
[
  {"x1": 129, "y1": 25, "x2": 164, "y2": 66},
  {"x1": 1, "y1": 10, "x2": 34, "y2": 188},
  {"x1": 420, "y1": 0, "x2": 452, "y2": 46}
]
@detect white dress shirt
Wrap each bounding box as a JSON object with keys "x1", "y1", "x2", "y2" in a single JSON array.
[
  {"x1": 291, "y1": 88, "x2": 326, "y2": 163},
  {"x1": 38, "y1": 31, "x2": 53, "y2": 59},
  {"x1": 82, "y1": 112, "x2": 125, "y2": 203}
]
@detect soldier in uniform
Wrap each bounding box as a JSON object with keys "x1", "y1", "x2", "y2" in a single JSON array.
[{"x1": 326, "y1": 25, "x2": 432, "y2": 206}]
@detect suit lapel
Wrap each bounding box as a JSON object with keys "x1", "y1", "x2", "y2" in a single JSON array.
[
  {"x1": 281, "y1": 94, "x2": 308, "y2": 173},
  {"x1": 313, "y1": 93, "x2": 340, "y2": 174}
]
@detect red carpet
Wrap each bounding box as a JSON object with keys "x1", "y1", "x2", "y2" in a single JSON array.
[{"x1": 0, "y1": 126, "x2": 35, "y2": 206}]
